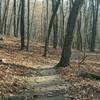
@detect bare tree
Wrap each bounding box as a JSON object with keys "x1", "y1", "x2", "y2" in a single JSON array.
[
  {"x1": 43, "y1": 0, "x2": 60, "y2": 57},
  {"x1": 55, "y1": 0, "x2": 84, "y2": 68},
  {"x1": 89, "y1": 0, "x2": 99, "y2": 52},
  {"x1": 20, "y1": 0, "x2": 25, "y2": 50},
  {"x1": 13, "y1": 0, "x2": 17, "y2": 37},
  {"x1": 27, "y1": 0, "x2": 30, "y2": 51}
]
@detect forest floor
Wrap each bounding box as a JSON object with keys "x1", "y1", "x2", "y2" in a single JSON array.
[{"x1": 0, "y1": 37, "x2": 100, "y2": 100}]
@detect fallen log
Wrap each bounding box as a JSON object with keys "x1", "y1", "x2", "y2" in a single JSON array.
[{"x1": 78, "y1": 70, "x2": 100, "y2": 81}]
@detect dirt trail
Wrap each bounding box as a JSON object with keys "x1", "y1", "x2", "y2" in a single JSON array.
[{"x1": 1, "y1": 65, "x2": 71, "y2": 100}]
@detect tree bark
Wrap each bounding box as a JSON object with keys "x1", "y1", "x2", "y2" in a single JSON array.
[
  {"x1": 89, "y1": 0, "x2": 99, "y2": 52},
  {"x1": 55, "y1": 0, "x2": 84, "y2": 68},
  {"x1": 14, "y1": 0, "x2": 17, "y2": 37},
  {"x1": 52, "y1": 0, "x2": 58, "y2": 49},
  {"x1": 43, "y1": 0, "x2": 60, "y2": 57},
  {"x1": 20, "y1": 0, "x2": 25, "y2": 50}
]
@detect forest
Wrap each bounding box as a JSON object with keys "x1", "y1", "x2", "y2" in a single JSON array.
[{"x1": 0, "y1": 0, "x2": 100, "y2": 100}]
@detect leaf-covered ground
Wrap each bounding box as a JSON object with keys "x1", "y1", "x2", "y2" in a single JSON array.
[{"x1": 0, "y1": 37, "x2": 100, "y2": 99}]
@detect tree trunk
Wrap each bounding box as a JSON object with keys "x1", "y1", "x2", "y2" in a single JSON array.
[
  {"x1": 20, "y1": 0, "x2": 25, "y2": 50},
  {"x1": 27, "y1": 0, "x2": 30, "y2": 51},
  {"x1": 13, "y1": 0, "x2": 17, "y2": 37},
  {"x1": 76, "y1": 12, "x2": 82, "y2": 51},
  {"x1": 0, "y1": 0, "x2": 1, "y2": 34},
  {"x1": 79, "y1": 70, "x2": 100, "y2": 81},
  {"x1": 52, "y1": 0, "x2": 58, "y2": 49},
  {"x1": 16, "y1": 0, "x2": 21, "y2": 35},
  {"x1": 2, "y1": 0, "x2": 10, "y2": 35},
  {"x1": 43, "y1": 0, "x2": 60, "y2": 57},
  {"x1": 55, "y1": 0, "x2": 84, "y2": 68},
  {"x1": 89, "y1": 0, "x2": 99, "y2": 52}
]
